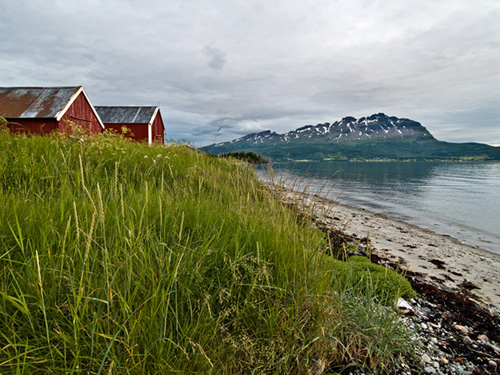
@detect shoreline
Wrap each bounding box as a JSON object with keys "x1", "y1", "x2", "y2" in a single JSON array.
[
  {"x1": 275, "y1": 185, "x2": 500, "y2": 310},
  {"x1": 334, "y1": 196, "x2": 499, "y2": 255}
]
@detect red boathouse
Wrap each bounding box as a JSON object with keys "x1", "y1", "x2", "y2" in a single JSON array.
[
  {"x1": 95, "y1": 106, "x2": 165, "y2": 144},
  {"x1": 0, "y1": 86, "x2": 104, "y2": 135}
]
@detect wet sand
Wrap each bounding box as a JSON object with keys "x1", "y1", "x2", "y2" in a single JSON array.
[{"x1": 278, "y1": 187, "x2": 500, "y2": 310}]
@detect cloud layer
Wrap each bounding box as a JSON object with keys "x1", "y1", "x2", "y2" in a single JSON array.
[{"x1": 1, "y1": 0, "x2": 499, "y2": 146}]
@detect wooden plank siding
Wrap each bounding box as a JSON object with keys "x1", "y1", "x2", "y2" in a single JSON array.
[
  {"x1": 58, "y1": 90, "x2": 104, "y2": 135},
  {"x1": 151, "y1": 109, "x2": 165, "y2": 143},
  {"x1": 2, "y1": 88, "x2": 166, "y2": 142},
  {"x1": 5, "y1": 119, "x2": 58, "y2": 135},
  {"x1": 95, "y1": 106, "x2": 165, "y2": 144},
  {"x1": 105, "y1": 123, "x2": 150, "y2": 142},
  {"x1": 1, "y1": 87, "x2": 104, "y2": 136}
]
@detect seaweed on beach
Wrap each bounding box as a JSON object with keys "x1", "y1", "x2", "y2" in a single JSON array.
[
  {"x1": 370, "y1": 254, "x2": 500, "y2": 370},
  {"x1": 314, "y1": 223, "x2": 364, "y2": 260},
  {"x1": 280, "y1": 190, "x2": 500, "y2": 373}
]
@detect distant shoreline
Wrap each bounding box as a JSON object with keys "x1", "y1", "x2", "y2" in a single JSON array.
[
  {"x1": 267, "y1": 182, "x2": 500, "y2": 310},
  {"x1": 332, "y1": 195, "x2": 499, "y2": 255},
  {"x1": 273, "y1": 158, "x2": 500, "y2": 163},
  {"x1": 257, "y1": 160, "x2": 500, "y2": 255}
]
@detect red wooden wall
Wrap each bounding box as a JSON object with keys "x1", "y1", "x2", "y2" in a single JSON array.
[
  {"x1": 5, "y1": 91, "x2": 102, "y2": 136},
  {"x1": 59, "y1": 92, "x2": 103, "y2": 135},
  {"x1": 152, "y1": 110, "x2": 165, "y2": 143},
  {"x1": 105, "y1": 123, "x2": 149, "y2": 142},
  {"x1": 104, "y1": 111, "x2": 164, "y2": 143},
  {"x1": 6, "y1": 119, "x2": 58, "y2": 135}
]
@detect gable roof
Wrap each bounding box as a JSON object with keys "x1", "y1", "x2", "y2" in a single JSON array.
[
  {"x1": 95, "y1": 106, "x2": 163, "y2": 129},
  {"x1": 0, "y1": 86, "x2": 104, "y2": 128}
]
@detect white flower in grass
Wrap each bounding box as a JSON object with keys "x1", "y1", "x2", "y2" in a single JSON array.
[{"x1": 144, "y1": 155, "x2": 148, "y2": 158}]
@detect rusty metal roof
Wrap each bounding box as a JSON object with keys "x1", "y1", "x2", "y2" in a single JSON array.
[
  {"x1": 95, "y1": 106, "x2": 160, "y2": 125},
  {"x1": 0, "y1": 86, "x2": 82, "y2": 119}
]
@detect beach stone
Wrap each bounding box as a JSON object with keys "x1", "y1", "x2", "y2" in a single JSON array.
[
  {"x1": 454, "y1": 324, "x2": 468, "y2": 334},
  {"x1": 463, "y1": 336, "x2": 473, "y2": 345},
  {"x1": 487, "y1": 342, "x2": 500, "y2": 353},
  {"x1": 423, "y1": 366, "x2": 436, "y2": 374},
  {"x1": 477, "y1": 334, "x2": 489, "y2": 342},
  {"x1": 421, "y1": 354, "x2": 432, "y2": 364},
  {"x1": 397, "y1": 297, "x2": 413, "y2": 314}
]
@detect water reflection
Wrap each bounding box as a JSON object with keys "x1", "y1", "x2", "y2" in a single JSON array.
[{"x1": 257, "y1": 161, "x2": 500, "y2": 254}]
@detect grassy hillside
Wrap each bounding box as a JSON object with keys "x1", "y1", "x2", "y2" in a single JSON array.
[{"x1": 0, "y1": 128, "x2": 415, "y2": 374}]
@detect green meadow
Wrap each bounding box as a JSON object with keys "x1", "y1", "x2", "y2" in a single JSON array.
[{"x1": 0, "y1": 127, "x2": 416, "y2": 374}]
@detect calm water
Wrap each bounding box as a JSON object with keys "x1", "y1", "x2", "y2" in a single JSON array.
[{"x1": 257, "y1": 161, "x2": 500, "y2": 254}]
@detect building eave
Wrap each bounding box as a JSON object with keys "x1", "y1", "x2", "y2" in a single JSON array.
[{"x1": 56, "y1": 86, "x2": 105, "y2": 129}]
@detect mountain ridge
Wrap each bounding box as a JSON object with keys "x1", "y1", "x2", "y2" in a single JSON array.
[
  {"x1": 202, "y1": 113, "x2": 500, "y2": 161},
  {"x1": 233, "y1": 113, "x2": 434, "y2": 145}
]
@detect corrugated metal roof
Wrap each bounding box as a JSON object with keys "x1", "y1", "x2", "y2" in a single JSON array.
[
  {"x1": 95, "y1": 106, "x2": 158, "y2": 124},
  {"x1": 0, "y1": 87, "x2": 81, "y2": 119}
]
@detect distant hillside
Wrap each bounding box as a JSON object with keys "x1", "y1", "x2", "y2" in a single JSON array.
[{"x1": 202, "y1": 113, "x2": 500, "y2": 161}]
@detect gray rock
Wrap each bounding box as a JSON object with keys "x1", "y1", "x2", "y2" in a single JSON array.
[
  {"x1": 421, "y1": 353, "x2": 432, "y2": 364},
  {"x1": 463, "y1": 336, "x2": 473, "y2": 345},
  {"x1": 477, "y1": 334, "x2": 489, "y2": 342}
]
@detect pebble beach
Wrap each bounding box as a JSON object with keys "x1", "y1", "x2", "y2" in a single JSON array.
[
  {"x1": 274, "y1": 186, "x2": 500, "y2": 374},
  {"x1": 280, "y1": 188, "x2": 500, "y2": 309}
]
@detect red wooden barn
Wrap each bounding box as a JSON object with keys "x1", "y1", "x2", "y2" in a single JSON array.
[
  {"x1": 0, "y1": 86, "x2": 104, "y2": 135},
  {"x1": 95, "y1": 106, "x2": 165, "y2": 144}
]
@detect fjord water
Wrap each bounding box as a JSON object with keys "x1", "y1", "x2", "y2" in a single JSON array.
[{"x1": 258, "y1": 161, "x2": 500, "y2": 254}]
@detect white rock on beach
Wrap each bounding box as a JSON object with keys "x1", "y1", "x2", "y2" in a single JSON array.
[{"x1": 397, "y1": 297, "x2": 414, "y2": 314}]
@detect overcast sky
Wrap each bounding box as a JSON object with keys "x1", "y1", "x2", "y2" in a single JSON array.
[{"x1": 1, "y1": 0, "x2": 499, "y2": 146}]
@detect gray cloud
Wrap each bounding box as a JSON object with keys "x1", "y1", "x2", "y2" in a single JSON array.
[
  {"x1": 202, "y1": 44, "x2": 227, "y2": 70},
  {"x1": 0, "y1": 0, "x2": 499, "y2": 146}
]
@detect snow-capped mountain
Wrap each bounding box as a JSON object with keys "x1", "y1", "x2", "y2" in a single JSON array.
[
  {"x1": 226, "y1": 113, "x2": 433, "y2": 146},
  {"x1": 202, "y1": 113, "x2": 500, "y2": 161}
]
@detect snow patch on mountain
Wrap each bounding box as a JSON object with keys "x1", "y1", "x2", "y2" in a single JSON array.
[{"x1": 211, "y1": 113, "x2": 434, "y2": 148}]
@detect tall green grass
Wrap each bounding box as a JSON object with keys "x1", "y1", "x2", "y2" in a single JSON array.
[{"x1": 0, "y1": 128, "x2": 415, "y2": 374}]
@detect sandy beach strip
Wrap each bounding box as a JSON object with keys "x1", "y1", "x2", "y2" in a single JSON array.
[{"x1": 275, "y1": 186, "x2": 500, "y2": 310}]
